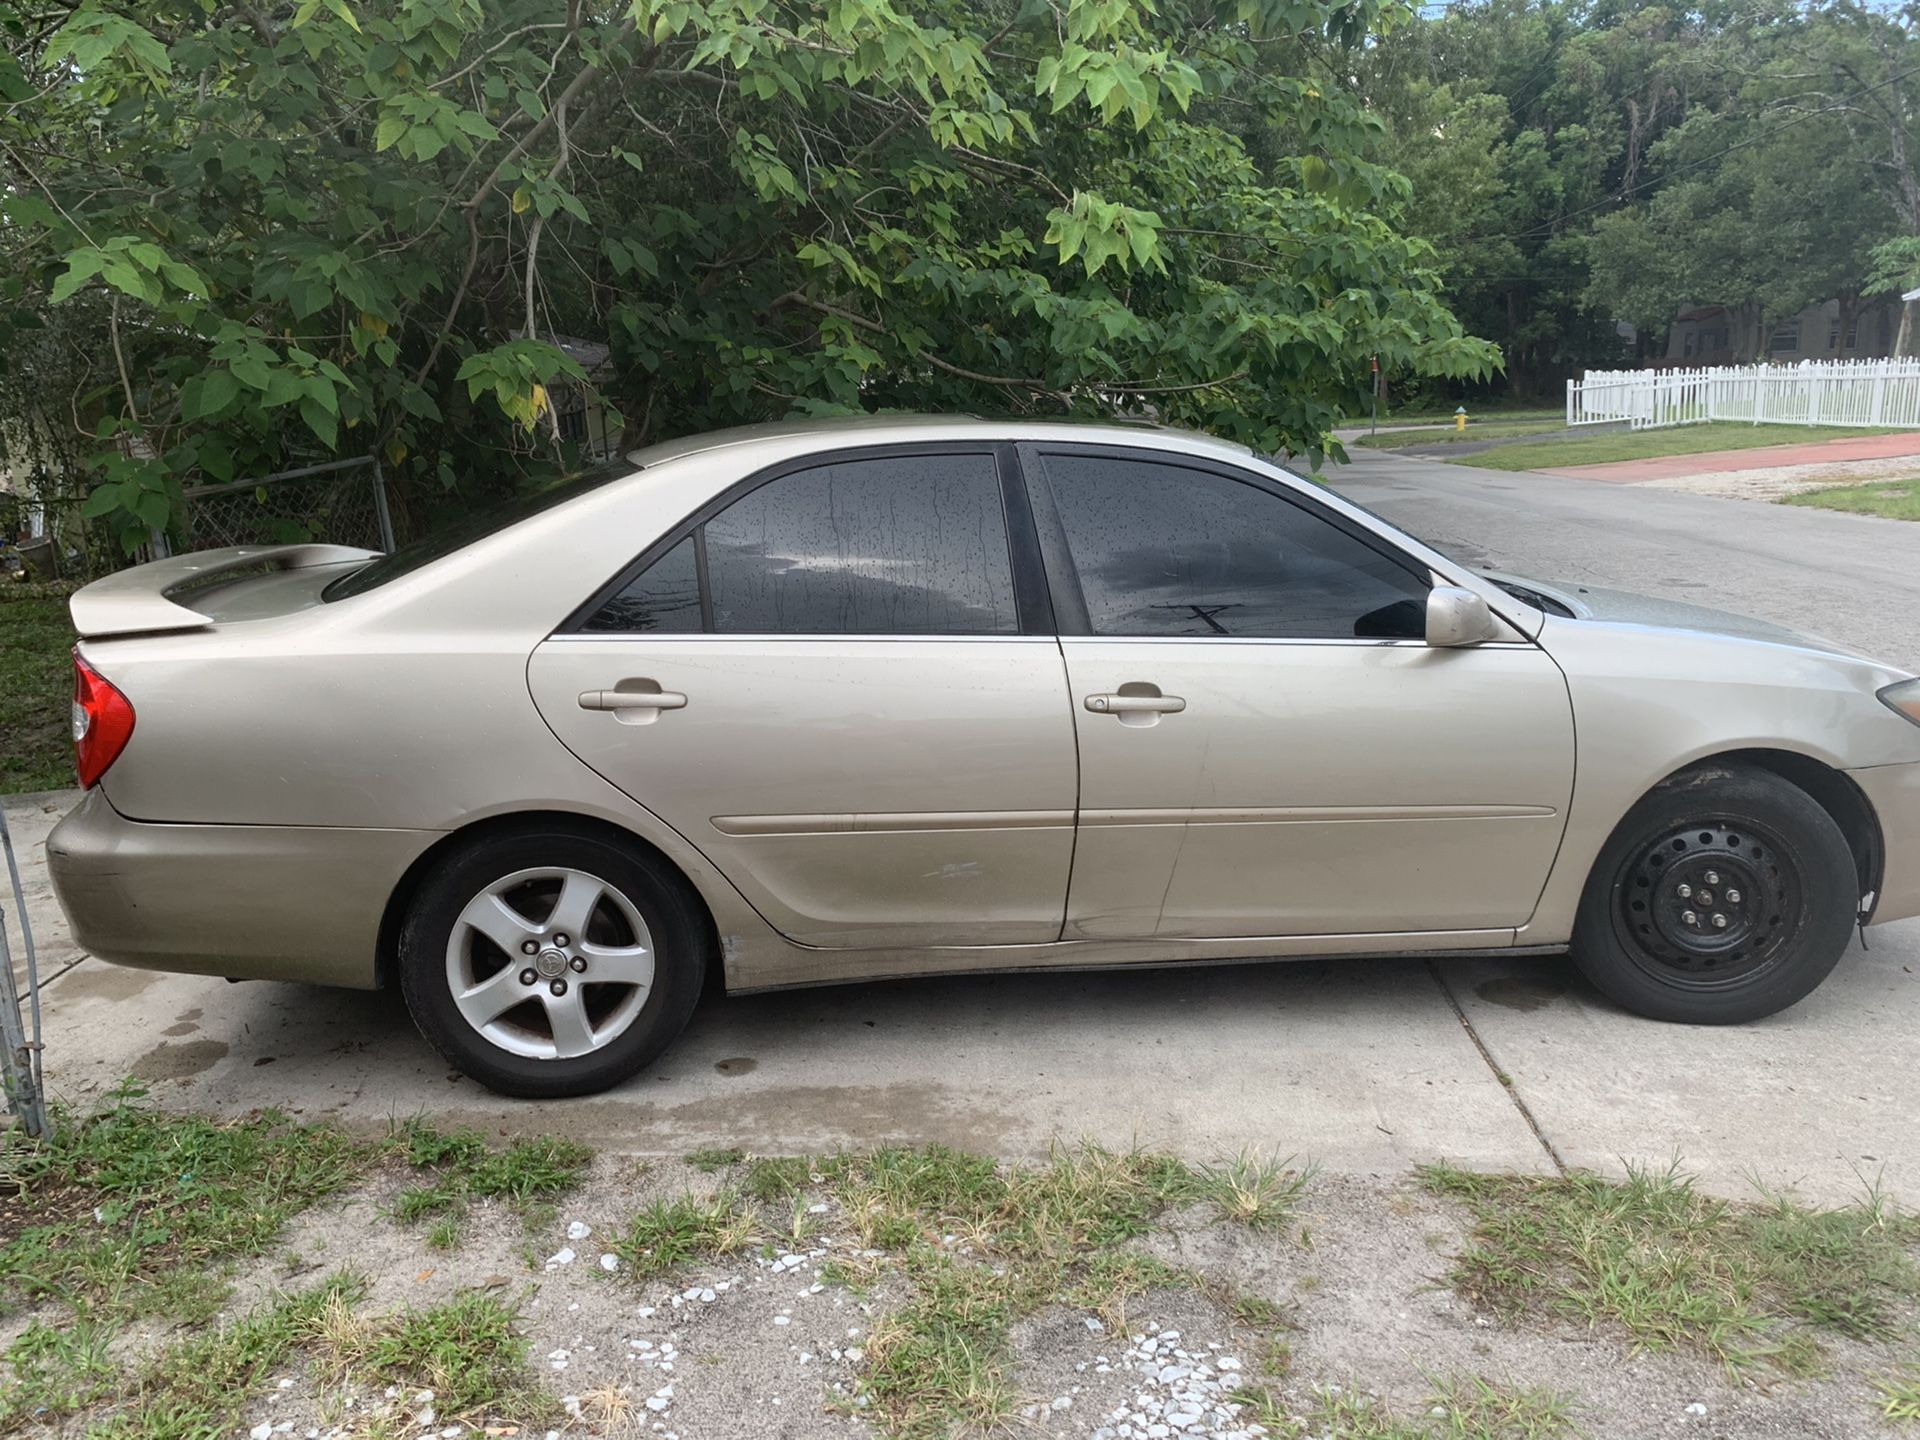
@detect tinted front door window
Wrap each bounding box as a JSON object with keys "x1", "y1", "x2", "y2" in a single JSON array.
[{"x1": 1041, "y1": 453, "x2": 1428, "y2": 639}]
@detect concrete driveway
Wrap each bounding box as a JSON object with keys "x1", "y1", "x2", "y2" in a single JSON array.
[{"x1": 8, "y1": 446, "x2": 1920, "y2": 1202}]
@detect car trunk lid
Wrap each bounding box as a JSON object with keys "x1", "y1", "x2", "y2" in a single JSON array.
[{"x1": 68, "y1": 544, "x2": 377, "y2": 638}]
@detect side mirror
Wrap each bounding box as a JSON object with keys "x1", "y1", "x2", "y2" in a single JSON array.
[{"x1": 1425, "y1": 585, "x2": 1502, "y2": 647}]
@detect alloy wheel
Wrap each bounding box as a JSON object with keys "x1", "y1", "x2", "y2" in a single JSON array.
[{"x1": 443, "y1": 865, "x2": 655, "y2": 1059}]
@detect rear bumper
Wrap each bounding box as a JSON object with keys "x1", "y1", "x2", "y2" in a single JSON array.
[
  {"x1": 1852, "y1": 760, "x2": 1920, "y2": 926},
  {"x1": 46, "y1": 788, "x2": 436, "y2": 989}
]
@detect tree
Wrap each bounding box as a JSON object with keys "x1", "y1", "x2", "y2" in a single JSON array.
[{"x1": 0, "y1": 0, "x2": 1494, "y2": 555}]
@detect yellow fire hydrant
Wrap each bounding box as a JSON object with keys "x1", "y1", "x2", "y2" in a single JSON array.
[{"x1": 1454, "y1": 405, "x2": 1469, "y2": 432}]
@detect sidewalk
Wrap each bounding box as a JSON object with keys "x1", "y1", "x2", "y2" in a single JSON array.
[{"x1": 1539, "y1": 428, "x2": 1920, "y2": 482}]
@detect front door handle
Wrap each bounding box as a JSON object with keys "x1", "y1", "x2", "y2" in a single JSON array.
[
  {"x1": 1084, "y1": 691, "x2": 1186, "y2": 715},
  {"x1": 578, "y1": 689, "x2": 688, "y2": 712}
]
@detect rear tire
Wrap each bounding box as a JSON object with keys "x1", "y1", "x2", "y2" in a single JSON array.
[
  {"x1": 399, "y1": 826, "x2": 709, "y2": 1098},
  {"x1": 1569, "y1": 765, "x2": 1857, "y2": 1024}
]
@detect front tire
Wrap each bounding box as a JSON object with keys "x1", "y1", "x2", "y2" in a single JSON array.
[
  {"x1": 1569, "y1": 765, "x2": 1858, "y2": 1024},
  {"x1": 399, "y1": 827, "x2": 709, "y2": 1098}
]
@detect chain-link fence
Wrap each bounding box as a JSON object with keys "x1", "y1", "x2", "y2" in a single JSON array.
[{"x1": 182, "y1": 457, "x2": 395, "y2": 553}]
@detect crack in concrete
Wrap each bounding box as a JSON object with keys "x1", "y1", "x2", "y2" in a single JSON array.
[{"x1": 1426, "y1": 959, "x2": 1567, "y2": 1176}]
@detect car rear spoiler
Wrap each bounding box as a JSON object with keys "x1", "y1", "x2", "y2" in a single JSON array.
[{"x1": 68, "y1": 544, "x2": 377, "y2": 638}]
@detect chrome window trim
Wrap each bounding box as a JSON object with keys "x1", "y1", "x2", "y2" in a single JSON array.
[{"x1": 542, "y1": 631, "x2": 1536, "y2": 649}]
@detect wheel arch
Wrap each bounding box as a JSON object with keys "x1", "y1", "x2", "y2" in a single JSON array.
[
  {"x1": 1652, "y1": 748, "x2": 1884, "y2": 915},
  {"x1": 374, "y1": 810, "x2": 723, "y2": 989}
]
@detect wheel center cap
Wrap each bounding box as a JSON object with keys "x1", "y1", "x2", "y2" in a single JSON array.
[{"x1": 535, "y1": 947, "x2": 569, "y2": 978}]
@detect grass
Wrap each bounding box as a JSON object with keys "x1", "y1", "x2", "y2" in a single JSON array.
[
  {"x1": 1243, "y1": 1379, "x2": 1577, "y2": 1439},
  {"x1": 354, "y1": 1290, "x2": 553, "y2": 1420},
  {"x1": 0, "y1": 581, "x2": 77, "y2": 793},
  {"x1": 1372, "y1": 403, "x2": 1566, "y2": 427},
  {"x1": 72, "y1": 1275, "x2": 550, "y2": 1440},
  {"x1": 1355, "y1": 419, "x2": 1568, "y2": 449},
  {"x1": 1879, "y1": 1368, "x2": 1920, "y2": 1422},
  {"x1": 0, "y1": 1088, "x2": 365, "y2": 1321},
  {"x1": 614, "y1": 1190, "x2": 763, "y2": 1277},
  {"x1": 1423, "y1": 1161, "x2": 1920, "y2": 1376},
  {"x1": 92, "y1": 1273, "x2": 367, "y2": 1440},
  {"x1": 1782, "y1": 473, "x2": 1920, "y2": 520},
  {"x1": 0, "y1": 1316, "x2": 117, "y2": 1429},
  {"x1": 1453, "y1": 421, "x2": 1891, "y2": 472},
  {"x1": 389, "y1": 1120, "x2": 593, "y2": 1226},
  {"x1": 1200, "y1": 1149, "x2": 1316, "y2": 1230}
]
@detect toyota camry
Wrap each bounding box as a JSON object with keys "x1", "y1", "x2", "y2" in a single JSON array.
[{"x1": 47, "y1": 417, "x2": 1920, "y2": 1096}]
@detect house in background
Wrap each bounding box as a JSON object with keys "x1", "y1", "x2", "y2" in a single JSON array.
[{"x1": 1663, "y1": 296, "x2": 1903, "y2": 365}]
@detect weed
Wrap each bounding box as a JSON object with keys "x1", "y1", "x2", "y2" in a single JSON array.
[
  {"x1": 94, "y1": 1273, "x2": 367, "y2": 1440},
  {"x1": 686, "y1": 1147, "x2": 745, "y2": 1172},
  {"x1": 859, "y1": 1247, "x2": 1028, "y2": 1438},
  {"x1": 614, "y1": 1192, "x2": 760, "y2": 1277},
  {"x1": 0, "y1": 1316, "x2": 118, "y2": 1428},
  {"x1": 391, "y1": 1122, "x2": 591, "y2": 1227},
  {"x1": 427, "y1": 1216, "x2": 462, "y2": 1252},
  {"x1": 1423, "y1": 1375, "x2": 1578, "y2": 1439},
  {"x1": 360, "y1": 1291, "x2": 548, "y2": 1419},
  {"x1": 1199, "y1": 1149, "x2": 1315, "y2": 1230},
  {"x1": 1423, "y1": 1161, "x2": 1920, "y2": 1375},
  {"x1": 746, "y1": 1155, "x2": 812, "y2": 1201},
  {"x1": 1065, "y1": 1249, "x2": 1185, "y2": 1333},
  {"x1": 1878, "y1": 1368, "x2": 1920, "y2": 1422}
]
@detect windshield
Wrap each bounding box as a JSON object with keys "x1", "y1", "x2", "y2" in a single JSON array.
[{"x1": 322, "y1": 460, "x2": 636, "y2": 601}]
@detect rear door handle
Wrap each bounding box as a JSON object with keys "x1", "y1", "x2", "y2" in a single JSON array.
[
  {"x1": 1084, "y1": 692, "x2": 1186, "y2": 715},
  {"x1": 578, "y1": 689, "x2": 688, "y2": 712}
]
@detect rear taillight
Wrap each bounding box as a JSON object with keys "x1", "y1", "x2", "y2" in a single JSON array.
[{"x1": 72, "y1": 652, "x2": 135, "y2": 789}]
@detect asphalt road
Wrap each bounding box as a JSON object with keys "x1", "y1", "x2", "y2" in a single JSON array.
[
  {"x1": 1326, "y1": 441, "x2": 1920, "y2": 669},
  {"x1": 10, "y1": 447, "x2": 1920, "y2": 1201}
]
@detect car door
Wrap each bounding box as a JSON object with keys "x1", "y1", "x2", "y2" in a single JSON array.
[
  {"x1": 528, "y1": 443, "x2": 1078, "y2": 949},
  {"x1": 1022, "y1": 443, "x2": 1576, "y2": 942}
]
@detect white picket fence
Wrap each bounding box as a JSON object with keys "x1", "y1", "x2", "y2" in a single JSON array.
[{"x1": 1566, "y1": 358, "x2": 1920, "y2": 431}]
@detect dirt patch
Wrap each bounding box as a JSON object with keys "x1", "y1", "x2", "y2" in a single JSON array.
[
  {"x1": 1639, "y1": 454, "x2": 1920, "y2": 501},
  {"x1": 0, "y1": 1172, "x2": 93, "y2": 1252}
]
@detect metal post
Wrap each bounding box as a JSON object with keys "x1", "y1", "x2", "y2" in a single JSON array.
[
  {"x1": 0, "y1": 805, "x2": 49, "y2": 1139},
  {"x1": 369, "y1": 456, "x2": 397, "y2": 553}
]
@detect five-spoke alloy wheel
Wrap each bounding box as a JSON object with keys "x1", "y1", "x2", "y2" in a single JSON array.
[
  {"x1": 400, "y1": 827, "x2": 707, "y2": 1097},
  {"x1": 1571, "y1": 765, "x2": 1858, "y2": 1024}
]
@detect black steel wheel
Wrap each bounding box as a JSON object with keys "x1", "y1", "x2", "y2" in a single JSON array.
[{"x1": 1572, "y1": 765, "x2": 1858, "y2": 1023}]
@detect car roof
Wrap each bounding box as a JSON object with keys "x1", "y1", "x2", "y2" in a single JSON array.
[{"x1": 623, "y1": 413, "x2": 1256, "y2": 469}]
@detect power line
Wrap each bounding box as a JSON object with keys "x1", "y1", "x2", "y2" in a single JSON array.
[{"x1": 1459, "y1": 58, "x2": 1920, "y2": 245}]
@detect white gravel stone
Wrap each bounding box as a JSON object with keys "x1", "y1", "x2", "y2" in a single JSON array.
[
  {"x1": 1686, "y1": 1402, "x2": 1709, "y2": 1416},
  {"x1": 600, "y1": 1253, "x2": 620, "y2": 1272},
  {"x1": 544, "y1": 1247, "x2": 576, "y2": 1270}
]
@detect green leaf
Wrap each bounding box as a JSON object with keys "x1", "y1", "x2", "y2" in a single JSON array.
[
  {"x1": 184, "y1": 368, "x2": 240, "y2": 420},
  {"x1": 133, "y1": 489, "x2": 172, "y2": 529},
  {"x1": 299, "y1": 396, "x2": 339, "y2": 448},
  {"x1": 49, "y1": 249, "x2": 105, "y2": 304},
  {"x1": 81, "y1": 483, "x2": 126, "y2": 519}
]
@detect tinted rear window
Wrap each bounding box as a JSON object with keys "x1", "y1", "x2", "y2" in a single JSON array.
[{"x1": 322, "y1": 461, "x2": 635, "y2": 601}]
